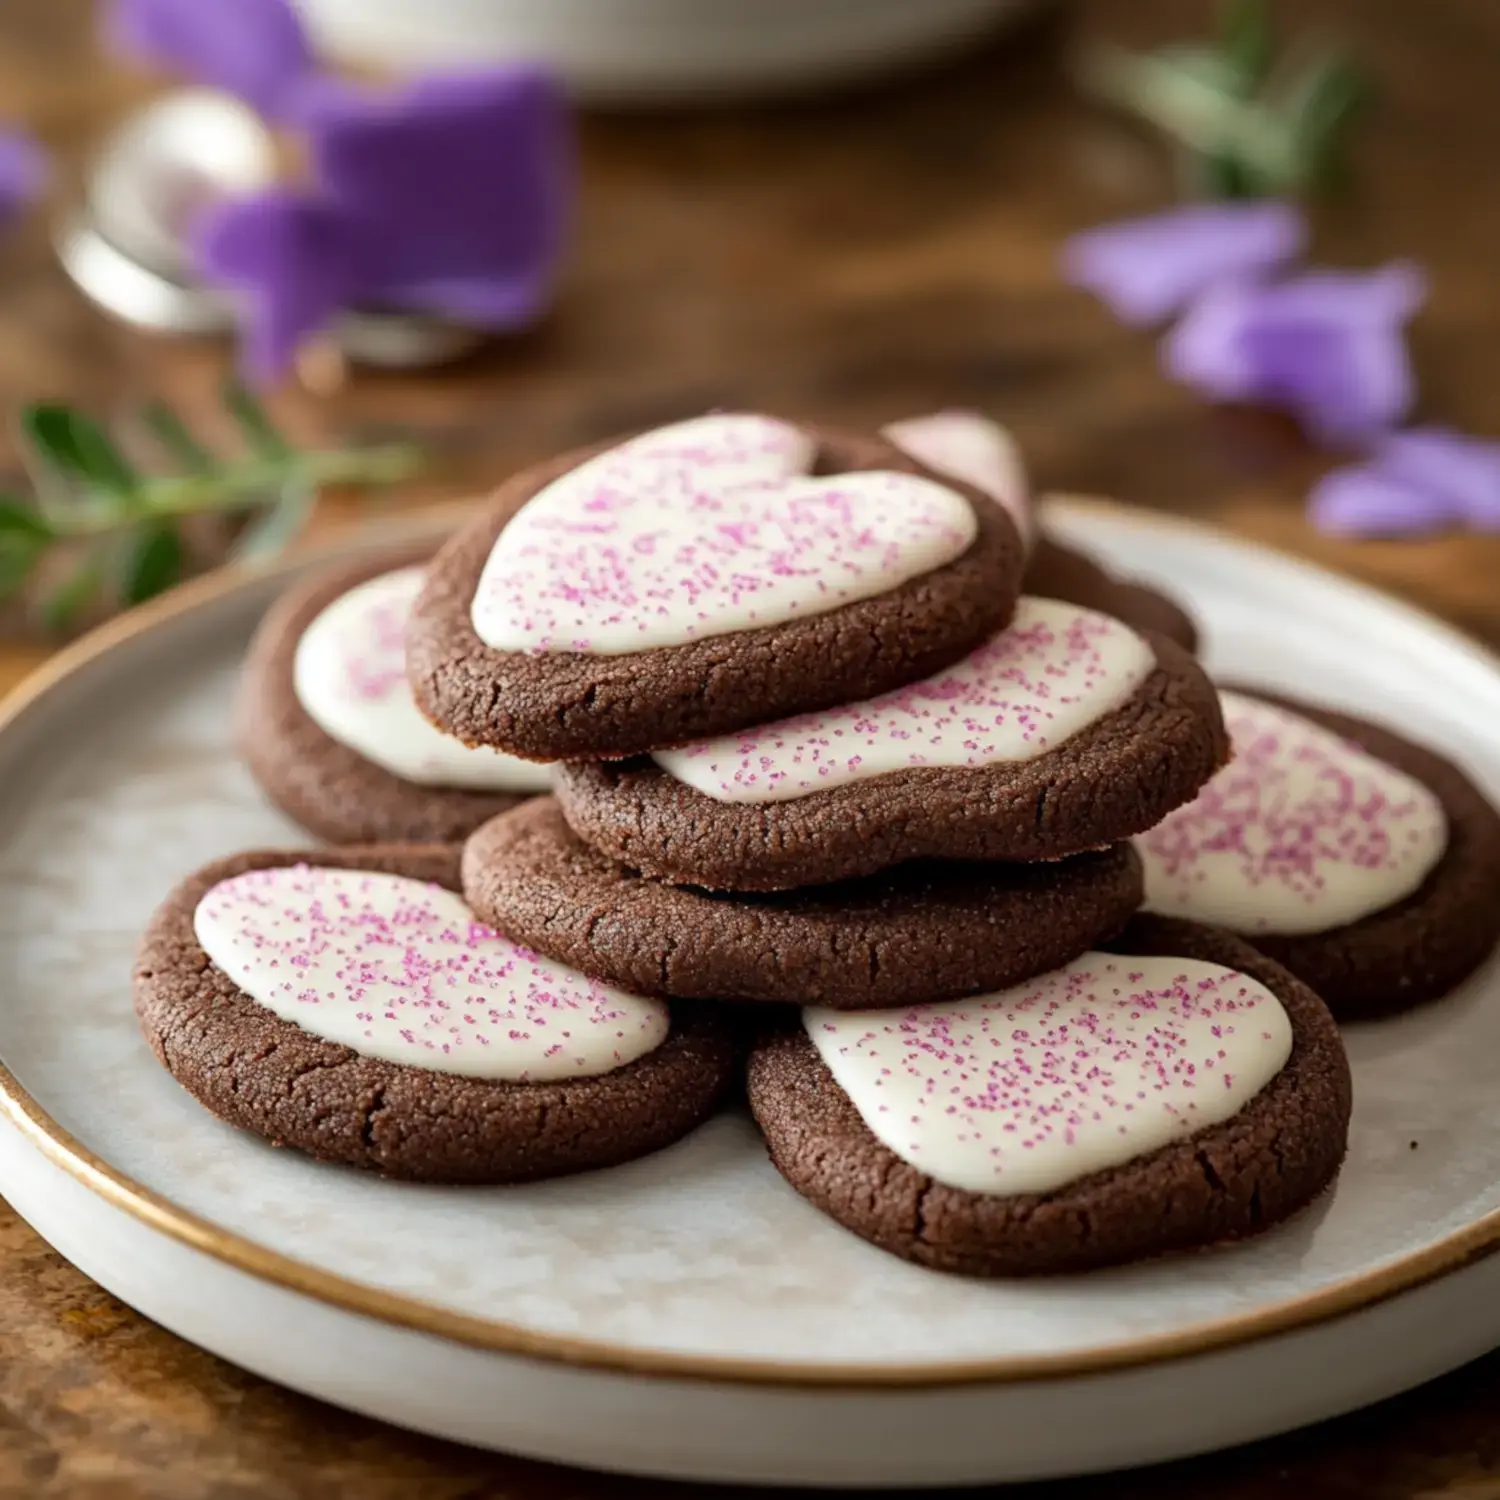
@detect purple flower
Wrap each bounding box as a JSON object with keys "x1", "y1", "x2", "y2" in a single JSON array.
[
  {"x1": 1061, "y1": 201, "x2": 1306, "y2": 326},
  {"x1": 0, "y1": 129, "x2": 47, "y2": 229},
  {"x1": 198, "y1": 196, "x2": 353, "y2": 385},
  {"x1": 1163, "y1": 262, "x2": 1426, "y2": 442},
  {"x1": 197, "y1": 68, "x2": 572, "y2": 381},
  {"x1": 106, "y1": 0, "x2": 316, "y2": 122},
  {"x1": 1307, "y1": 429, "x2": 1500, "y2": 539},
  {"x1": 1377, "y1": 427, "x2": 1500, "y2": 529},
  {"x1": 1307, "y1": 464, "x2": 1444, "y2": 538}
]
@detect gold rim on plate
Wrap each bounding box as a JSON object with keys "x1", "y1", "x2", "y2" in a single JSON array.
[{"x1": 2, "y1": 502, "x2": 1499, "y2": 1390}]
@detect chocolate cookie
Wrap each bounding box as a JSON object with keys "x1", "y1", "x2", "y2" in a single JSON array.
[
  {"x1": 1139, "y1": 688, "x2": 1500, "y2": 1020},
  {"x1": 238, "y1": 547, "x2": 550, "y2": 844},
  {"x1": 1026, "y1": 530, "x2": 1199, "y2": 653},
  {"x1": 406, "y1": 414, "x2": 1025, "y2": 762},
  {"x1": 461, "y1": 797, "x2": 1144, "y2": 1009},
  {"x1": 134, "y1": 847, "x2": 737, "y2": 1183},
  {"x1": 747, "y1": 916, "x2": 1350, "y2": 1276},
  {"x1": 554, "y1": 603, "x2": 1227, "y2": 891}
]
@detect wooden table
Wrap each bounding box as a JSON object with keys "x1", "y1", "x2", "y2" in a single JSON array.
[{"x1": 3, "y1": 0, "x2": 1500, "y2": 1493}]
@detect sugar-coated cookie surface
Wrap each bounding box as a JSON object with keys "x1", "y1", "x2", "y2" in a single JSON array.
[
  {"x1": 806, "y1": 954, "x2": 1292, "y2": 1196},
  {"x1": 461, "y1": 797, "x2": 1145, "y2": 1010},
  {"x1": 473, "y1": 414, "x2": 977, "y2": 653},
  {"x1": 195, "y1": 864, "x2": 668, "y2": 1081},
  {"x1": 1023, "y1": 528, "x2": 1200, "y2": 653},
  {"x1": 134, "y1": 847, "x2": 736, "y2": 1183},
  {"x1": 293, "y1": 566, "x2": 550, "y2": 791},
  {"x1": 237, "y1": 547, "x2": 542, "y2": 845},
  {"x1": 1139, "y1": 691, "x2": 1447, "y2": 935},
  {"x1": 1142, "y1": 690, "x2": 1500, "y2": 1021},
  {"x1": 747, "y1": 916, "x2": 1351, "y2": 1277},
  {"x1": 407, "y1": 418, "x2": 1025, "y2": 761},
  {"x1": 653, "y1": 598, "x2": 1154, "y2": 803},
  {"x1": 554, "y1": 622, "x2": 1226, "y2": 891}
]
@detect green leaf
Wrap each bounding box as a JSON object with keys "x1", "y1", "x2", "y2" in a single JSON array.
[
  {"x1": 21, "y1": 405, "x2": 139, "y2": 497},
  {"x1": 0, "y1": 533, "x2": 46, "y2": 604},
  {"x1": 121, "y1": 523, "x2": 184, "y2": 605},
  {"x1": 1219, "y1": 0, "x2": 1273, "y2": 95},
  {"x1": 1195, "y1": 149, "x2": 1258, "y2": 199},
  {"x1": 222, "y1": 380, "x2": 293, "y2": 462},
  {"x1": 141, "y1": 401, "x2": 213, "y2": 473},
  {"x1": 0, "y1": 494, "x2": 56, "y2": 541},
  {"x1": 1283, "y1": 54, "x2": 1369, "y2": 183},
  {"x1": 0, "y1": 495, "x2": 54, "y2": 605},
  {"x1": 231, "y1": 481, "x2": 314, "y2": 563},
  {"x1": 1156, "y1": 43, "x2": 1247, "y2": 100},
  {"x1": 39, "y1": 553, "x2": 105, "y2": 630}
]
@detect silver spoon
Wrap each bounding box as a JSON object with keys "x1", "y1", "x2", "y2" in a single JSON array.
[{"x1": 57, "y1": 88, "x2": 482, "y2": 369}]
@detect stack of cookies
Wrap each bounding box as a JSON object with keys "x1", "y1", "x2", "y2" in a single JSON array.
[{"x1": 136, "y1": 409, "x2": 1500, "y2": 1279}]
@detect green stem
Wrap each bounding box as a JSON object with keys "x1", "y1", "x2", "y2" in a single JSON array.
[
  {"x1": 47, "y1": 442, "x2": 424, "y2": 540},
  {"x1": 1080, "y1": 46, "x2": 1300, "y2": 181}
]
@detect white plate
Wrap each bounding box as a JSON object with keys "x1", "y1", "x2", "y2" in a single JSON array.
[
  {"x1": 3, "y1": 500, "x2": 1500, "y2": 1488},
  {"x1": 293, "y1": 0, "x2": 1039, "y2": 103}
]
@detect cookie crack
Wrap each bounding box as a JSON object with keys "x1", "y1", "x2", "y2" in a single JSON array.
[
  {"x1": 361, "y1": 1085, "x2": 389, "y2": 1152},
  {"x1": 655, "y1": 932, "x2": 680, "y2": 990},
  {"x1": 280, "y1": 1053, "x2": 363, "y2": 1101},
  {"x1": 912, "y1": 1178, "x2": 937, "y2": 1243},
  {"x1": 1194, "y1": 1148, "x2": 1227, "y2": 1196}
]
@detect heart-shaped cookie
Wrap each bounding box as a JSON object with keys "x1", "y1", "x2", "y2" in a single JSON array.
[
  {"x1": 746, "y1": 916, "x2": 1351, "y2": 1275},
  {"x1": 194, "y1": 864, "x2": 669, "y2": 1080},
  {"x1": 1139, "y1": 690, "x2": 1448, "y2": 935},
  {"x1": 555, "y1": 599, "x2": 1225, "y2": 890},
  {"x1": 137, "y1": 848, "x2": 738, "y2": 1182},
  {"x1": 293, "y1": 566, "x2": 552, "y2": 791},
  {"x1": 805, "y1": 952, "x2": 1292, "y2": 1197},
  {"x1": 471, "y1": 413, "x2": 979, "y2": 654},
  {"x1": 408, "y1": 415, "x2": 1025, "y2": 760},
  {"x1": 653, "y1": 597, "x2": 1155, "y2": 802}
]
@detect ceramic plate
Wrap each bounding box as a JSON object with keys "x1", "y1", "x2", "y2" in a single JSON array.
[
  {"x1": 3, "y1": 500, "x2": 1500, "y2": 1487},
  {"x1": 295, "y1": 0, "x2": 1038, "y2": 101}
]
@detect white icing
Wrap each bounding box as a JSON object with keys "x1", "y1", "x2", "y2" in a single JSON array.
[
  {"x1": 194, "y1": 866, "x2": 669, "y2": 1081},
  {"x1": 292, "y1": 567, "x2": 551, "y2": 792},
  {"x1": 653, "y1": 597, "x2": 1154, "y2": 803},
  {"x1": 883, "y1": 410, "x2": 1034, "y2": 549},
  {"x1": 807, "y1": 953, "x2": 1293, "y2": 1198},
  {"x1": 470, "y1": 413, "x2": 978, "y2": 655},
  {"x1": 1138, "y1": 691, "x2": 1449, "y2": 935}
]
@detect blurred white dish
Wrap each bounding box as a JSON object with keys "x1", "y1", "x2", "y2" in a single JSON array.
[{"x1": 291, "y1": 0, "x2": 1041, "y2": 103}]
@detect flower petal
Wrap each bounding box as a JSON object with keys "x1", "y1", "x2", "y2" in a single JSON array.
[
  {"x1": 105, "y1": 0, "x2": 315, "y2": 121},
  {"x1": 1241, "y1": 319, "x2": 1414, "y2": 442},
  {"x1": 1307, "y1": 463, "x2": 1456, "y2": 538},
  {"x1": 1377, "y1": 427, "x2": 1500, "y2": 530},
  {"x1": 882, "y1": 411, "x2": 1033, "y2": 548},
  {"x1": 1061, "y1": 201, "x2": 1306, "y2": 326},
  {"x1": 1243, "y1": 261, "x2": 1427, "y2": 324},
  {"x1": 300, "y1": 67, "x2": 572, "y2": 326},
  {"x1": 0, "y1": 128, "x2": 46, "y2": 225},
  {"x1": 1160, "y1": 279, "x2": 1263, "y2": 400},
  {"x1": 196, "y1": 192, "x2": 354, "y2": 380},
  {"x1": 1162, "y1": 262, "x2": 1424, "y2": 441}
]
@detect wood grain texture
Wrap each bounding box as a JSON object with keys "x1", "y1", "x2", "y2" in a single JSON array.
[{"x1": 2, "y1": 0, "x2": 1500, "y2": 1493}]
